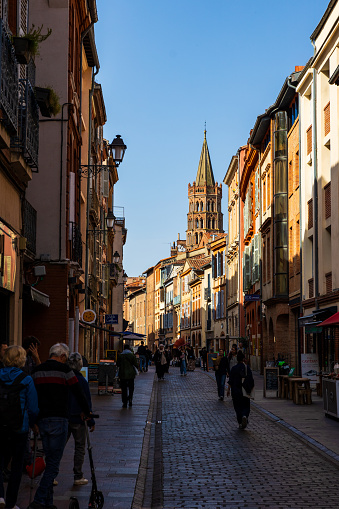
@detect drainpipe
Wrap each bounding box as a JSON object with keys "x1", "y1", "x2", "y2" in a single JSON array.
[{"x1": 287, "y1": 76, "x2": 303, "y2": 374}]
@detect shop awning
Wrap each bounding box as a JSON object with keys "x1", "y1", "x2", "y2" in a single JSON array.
[
  {"x1": 298, "y1": 307, "x2": 337, "y2": 327},
  {"x1": 30, "y1": 287, "x2": 50, "y2": 307},
  {"x1": 317, "y1": 311, "x2": 339, "y2": 327}
]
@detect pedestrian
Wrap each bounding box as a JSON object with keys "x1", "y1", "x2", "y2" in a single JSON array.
[
  {"x1": 199, "y1": 347, "x2": 207, "y2": 371},
  {"x1": 153, "y1": 344, "x2": 168, "y2": 380},
  {"x1": 227, "y1": 350, "x2": 254, "y2": 429},
  {"x1": 145, "y1": 347, "x2": 152, "y2": 372},
  {"x1": 228, "y1": 344, "x2": 238, "y2": 372},
  {"x1": 22, "y1": 336, "x2": 41, "y2": 375},
  {"x1": 65, "y1": 353, "x2": 95, "y2": 486},
  {"x1": 213, "y1": 349, "x2": 229, "y2": 401},
  {"x1": 136, "y1": 341, "x2": 147, "y2": 372},
  {"x1": 164, "y1": 345, "x2": 172, "y2": 373},
  {"x1": 187, "y1": 345, "x2": 195, "y2": 371},
  {"x1": 117, "y1": 343, "x2": 139, "y2": 407},
  {"x1": 29, "y1": 343, "x2": 91, "y2": 509},
  {"x1": 0, "y1": 345, "x2": 39, "y2": 509},
  {"x1": 179, "y1": 346, "x2": 188, "y2": 376}
]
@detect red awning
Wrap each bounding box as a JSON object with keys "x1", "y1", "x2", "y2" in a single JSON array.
[{"x1": 317, "y1": 311, "x2": 339, "y2": 327}]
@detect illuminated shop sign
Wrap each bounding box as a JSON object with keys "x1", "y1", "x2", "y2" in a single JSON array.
[{"x1": 0, "y1": 222, "x2": 17, "y2": 292}]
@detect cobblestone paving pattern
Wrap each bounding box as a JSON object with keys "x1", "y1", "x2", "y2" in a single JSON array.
[{"x1": 159, "y1": 370, "x2": 339, "y2": 509}]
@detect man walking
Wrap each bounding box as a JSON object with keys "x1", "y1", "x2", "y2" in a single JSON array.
[
  {"x1": 28, "y1": 343, "x2": 91, "y2": 509},
  {"x1": 117, "y1": 344, "x2": 139, "y2": 407},
  {"x1": 136, "y1": 341, "x2": 147, "y2": 372}
]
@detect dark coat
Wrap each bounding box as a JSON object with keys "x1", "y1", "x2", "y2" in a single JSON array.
[
  {"x1": 68, "y1": 369, "x2": 95, "y2": 427},
  {"x1": 229, "y1": 362, "x2": 254, "y2": 398}
]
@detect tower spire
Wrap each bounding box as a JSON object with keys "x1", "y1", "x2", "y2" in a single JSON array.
[{"x1": 195, "y1": 128, "x2": 215, "y2": 187}]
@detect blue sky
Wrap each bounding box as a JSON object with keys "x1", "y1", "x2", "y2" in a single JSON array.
[{"x1": 95, "y1": 0, "x2": 328, "y2": 277}]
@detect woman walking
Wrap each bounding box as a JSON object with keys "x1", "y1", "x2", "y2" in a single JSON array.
[
  {"x1": 214, "y1": 349, "x2": 229, "y2": 401},
  {"x1": 0, "y1": 346, "x2": 39, "y2": 509},
  {"x1": 179, "y1": 346, "x2": 188, "y2": 376},
  {"x1": 153, "y1": 344, "x2": 167, "y2": 380},
  {"x1": 227, "y1": 351, "x2": 254, "y2": 429}
]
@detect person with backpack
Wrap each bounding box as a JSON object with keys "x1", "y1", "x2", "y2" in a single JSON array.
[{"x1": 0, "y1": 345, "x2": 39, "y2": 509}]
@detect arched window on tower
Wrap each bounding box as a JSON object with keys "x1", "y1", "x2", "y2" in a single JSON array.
[
  {"x1": 199, "y1": 232, "x2": 203, "y2": 242},
  {"x1": 196, "y1": 218, "x2": 199, "y2": 228},
  {"x1": 208, "y1": 218, "x2": 211, "y2": 229},
  {"x1": 195, "y1": 233, "x2": 198, "y2": 245},
  {"x1": 200, "y1": 218, "x2": 203, "y2": 228},
  {"x1": 200, "y1": 201, "x2": 203, "y2": 211},
  {"x1": 196, "y1": 201, "x2": 199, "y2": 211},
  {"x1": 211, "y1": 201, "x2": 215, "y2": 212},
  {"x1": 207, "y1": 201, "x2": 210, "y2": 211},
  {"x1": 212, "y1": 218, "x2": 215, "y2": 229}
]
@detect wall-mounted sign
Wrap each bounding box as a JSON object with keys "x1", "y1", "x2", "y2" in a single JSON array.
[
  {"x1": 105, "y1": 314, "x2": 118, "y2": 324},
  {"x1": 82, "y1": 309, "x2": 96, "y2": 324},
  {"x1": 0, "y1": 222, "x2": 17, "y2": 293},
  {"x1": 244, "y1": 294, "x2": 260, "y2": 302}
]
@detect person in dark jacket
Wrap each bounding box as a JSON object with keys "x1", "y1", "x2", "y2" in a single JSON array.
[
  {"x1": 0, "y1": 345, "x2": 39, "y2": 509},
  {"x1": 153, "y1": 344, "x2": 168, "y2": 380},
  {"x1": 136, "y1": 341, "x2": 147, "y2": 372},
  {"x1": 117, "y1": 344, "x2": 139, "y2": 407},
  {"x1": 199, "y1": 347, "x2": 207, "y2": 371},
  {"x1": 214, "y1": 349, "x2": 229, "y2": 400},
  {"x1": 29, "y1": 343, "x2": 91, "y2": 509},
  {"x1": 227, "y1": 350, "x2": 254, "y2": 429},
  {"x1": 67, "y1": 353, "x2": 95, "y2": 486}
]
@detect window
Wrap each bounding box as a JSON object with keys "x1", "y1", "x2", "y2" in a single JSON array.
[
  {"x1": 308, "y1": 278, "x2": 314, "y2": 299},
  {"x1": 325, "y1": 272, "x2": 332, "y2": 294},
  {"x1": 324, "y1": 102, "x2": 330, "y2": 136},
  {"x1": 324, "y1": 182, "x2": 331, "y2": 219},
  {"x1": 307, "y1": 126, "x2": 312, "y2": 155},
  {"x1": 308, "y1": 199, "x2": 313, "y2": 229}
]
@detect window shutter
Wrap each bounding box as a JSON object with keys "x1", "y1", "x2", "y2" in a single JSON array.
[
  {"x1": 324, "y1": 182, "x2": 331, "y2": 219},
  {"x1": 307, "y1": 126, "x2": 312, "y2": 155},
  {"x1": 324, "y1": 102, "x2": 330, "y2": 136},
  {"x1": 308, "y1": 199, "x2": 313, "y2": 229},
  {"x1": 217, "y1": 252, "x2": 221, "y2": 277},
  {"x1": 212, "y1": 254, "x2": 215, "y2": 279},
  {"x1": 221, "y1": 290, "x2": 224, "y2": 318},
  {"x1": 19, "y1": 0, "x2": 28, "y2": 34},
  {"x1": 101, "y1": 168, "x2": 109, "y2": 198}
]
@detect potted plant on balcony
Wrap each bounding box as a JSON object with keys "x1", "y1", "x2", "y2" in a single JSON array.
[
  {"x1": 34, "y1": 86, "x2": 61, "y2": 117},
  {"x1": 12, "y1": 25, "x2": 52, "y2": 65}
]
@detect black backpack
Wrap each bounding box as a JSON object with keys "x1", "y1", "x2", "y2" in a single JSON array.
[{"x1": 0, "y1": 371, "x2": 27, "y2": 432}]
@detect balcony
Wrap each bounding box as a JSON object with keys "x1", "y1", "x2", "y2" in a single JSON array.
[
  {"x1": 70, "y1": 222, "x2": 82, "y2": 265},
  {"x1": 11, "y1": 79, "x2": 39, "y2": 169},
  {"x1": 0, "y1": 20, "x2": 19, "y2": 135},
  {"x1": 22, "y1": 200, "x2": 36, "y2": 255}
]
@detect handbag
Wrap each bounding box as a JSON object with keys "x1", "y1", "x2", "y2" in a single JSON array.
[{"x1": 242, "y1": 365, "x2": 255, "y2": 399}]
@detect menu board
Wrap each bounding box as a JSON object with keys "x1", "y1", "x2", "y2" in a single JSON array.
[
  {"x1": 264, "y1": 367, "x2": 279, "y2": 397},
  {"x1": 88, "y1": 363, "x2": 99, "y2": 382}
]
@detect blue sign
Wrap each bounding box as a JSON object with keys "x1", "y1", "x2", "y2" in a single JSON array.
[
  {"x1": 105, "y1": 314, "x2": 118, "y2": 324},
  {"x1": 244, "y1": 294, "x2": 260, "y2": 302}
]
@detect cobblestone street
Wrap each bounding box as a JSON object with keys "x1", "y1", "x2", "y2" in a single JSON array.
[
  {"x1": 15, "y1": 367, "x2": 339, "y2": 509},
  {"x1": 157, "y1": 369, "x2": 339, "y2": 509}
]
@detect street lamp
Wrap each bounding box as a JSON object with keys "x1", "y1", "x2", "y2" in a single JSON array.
[
  {"x1": 113, "y1": 251, "x2": 120, "y2": 264},
  {"x1": 106, "y1": 208, "x2": 115, "y2": 229},
  {"x1": 109, "y1": 135, "x2": 127, "y2": 167}
]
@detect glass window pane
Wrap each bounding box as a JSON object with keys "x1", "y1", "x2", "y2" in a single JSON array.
[
  {"x1": 274, "y1": 159, "x2": 287, "y2": 193},
  {"x1": 274, "y1": 194, "x2": 287, "y2": 221},
  {"x1": 275, "y1": 274, "x2": 288, "y2": 296},
  {"x1": 275, "y1": 247, "x2": 288, "y2": 273},
  {"x1": 275, "y1": 222, "x2": 287, "y2": 247},
  {"x1": 275, "y1": 111, "x2": 287, "y2": 131},
  {"x1": 274, "y1": 131, "x2": 287, "y2": 157}
]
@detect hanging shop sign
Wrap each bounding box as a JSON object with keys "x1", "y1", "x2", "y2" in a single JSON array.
[{"x1": 82, "y1": 309, "x2": 96, "y2": 324}]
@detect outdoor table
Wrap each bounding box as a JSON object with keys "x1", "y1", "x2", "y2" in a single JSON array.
[
  {"x1": 290, "y1": 377, "x2": 312, "y2": 404},
  {"x1": 278, "y1": 375, "x2": 290, "y2": 398}
]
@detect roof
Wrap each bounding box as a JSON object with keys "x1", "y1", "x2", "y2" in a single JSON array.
[
  {"x1": 195, "y1": 130, "x2": 215, "y2": 187},
  {"x1": 187, "y1": 256, "x2": 210, "y2": 270},
  {"x1": 310, "y1": 0, "x2": 336, "y2": 41}
]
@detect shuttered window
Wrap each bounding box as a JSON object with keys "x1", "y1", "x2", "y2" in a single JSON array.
[
  {"x1": 325, "y1": 272, "x2": 332, "y2": 294},
  {"x1": 308, "y1": 278, "x2": 314, "y2": 299},
  {"x1": 324, "y1": 182, "x2": 331, "y2": 219},
  {"x1": 289, "y1": 226, "x2": 293, "y2": 278},
  {"x1": 307, "y1": 126, "x2": 312, "y2": 155},
  {"x1": 324, "y1": 102, "x2": 330, "y2": 136},
  {"x1": 267, "y1": 236, "x2": 271, "y2": 281},
  {"x1": 308, "y1": 199, "x2": 313, "y2": 229},
  {"x1": 295, "y1": 220, "x2": 300, "y2": 274}
]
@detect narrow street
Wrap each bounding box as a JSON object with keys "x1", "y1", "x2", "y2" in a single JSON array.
[{"x1": 16, "y1": 367, "x2": 339, "y2": 509}]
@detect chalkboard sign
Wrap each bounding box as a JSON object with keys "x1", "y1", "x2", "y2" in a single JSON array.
[
  {"x1": 88, "y1": 363, "x2": 99, "y2": 383},
  {"x1": 105, "y1": 349, "x2": 117, "y2": 362},
  {"x1": 98, "y1": 361, "x2": 117, "y2": 395},
  {"x1": 264, "y1": 367, "x2": 279, "y2": 398}
]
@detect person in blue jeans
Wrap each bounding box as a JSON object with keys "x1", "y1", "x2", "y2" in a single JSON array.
[
  {"x1": 29, "y1": 343, "x2": 91, "y2": 509},
  {"x1": 214, "y1": 349, "x2": 229, "y2": 401}
]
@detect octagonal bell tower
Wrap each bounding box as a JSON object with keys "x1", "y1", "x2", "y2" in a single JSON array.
[{"x1": 186, "y1": 130, "x2": 223, "y2": 250}]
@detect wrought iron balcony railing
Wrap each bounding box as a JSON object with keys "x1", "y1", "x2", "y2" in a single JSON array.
[
  {"x1": 0, "y1": 19, "x2": 18, "y2": 134},
  {"x1": 70, "y1": 222, "x2": 82, "y2": 266},
  {"x1": 22, "y1": 200, "x2": 37, "y2": 255},
  {"x1": 11, "y1": 79, "x2": 39, "y2": 169}
]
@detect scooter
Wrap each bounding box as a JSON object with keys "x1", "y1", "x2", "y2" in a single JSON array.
[{"x1": 69, "y1": 415, "x2": 104, "y2": 509}]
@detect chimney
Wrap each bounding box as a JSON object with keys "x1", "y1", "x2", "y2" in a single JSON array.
[{"x1": 178, "y1": 233, "x2": 180, "y2": 240}]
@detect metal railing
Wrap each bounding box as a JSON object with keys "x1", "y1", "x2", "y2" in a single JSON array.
[
  {"x1": 23, "y1": 200, "x2": 36, "y2": 254},
  {"x1": 70, "y1": 222, "x2": 82, "y2": 265},
  {"x1": 0, "y1": 19, "x2": 18, "y2": 133},
  {"x1": 11, "y1": 79, "x2": 39, "y2": 169}
]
